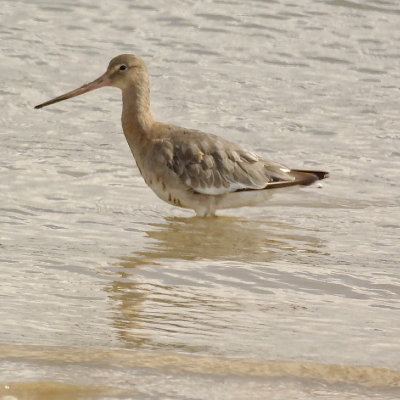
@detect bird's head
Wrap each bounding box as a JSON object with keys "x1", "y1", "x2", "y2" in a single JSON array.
[{"x1": 35, "y1": 54, "x2": 147, "y2": 109}]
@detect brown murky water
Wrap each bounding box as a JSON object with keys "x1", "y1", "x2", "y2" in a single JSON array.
[{"x1": 1, "y1": 0, "x2": 400, "y2": 399}]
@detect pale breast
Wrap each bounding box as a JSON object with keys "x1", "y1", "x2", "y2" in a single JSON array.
[{"x1": 140, "y1": 167, "x2": 190, "y2": 209}]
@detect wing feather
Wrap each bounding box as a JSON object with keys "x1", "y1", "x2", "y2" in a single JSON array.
[{"x1": 152, "y1": 128, "x2": 294, "y2": 195}]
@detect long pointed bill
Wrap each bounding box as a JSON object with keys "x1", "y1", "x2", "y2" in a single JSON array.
[{"x1": 34, "y1": 73, "x2": 111, "y2": 109}]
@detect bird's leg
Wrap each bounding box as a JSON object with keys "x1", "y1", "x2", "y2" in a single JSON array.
[{"x1": 195, "y1": 207, "x2": 217, "y2": 217}]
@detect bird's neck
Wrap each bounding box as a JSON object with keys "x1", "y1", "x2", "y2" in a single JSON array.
[{"x1": 121, "y1": 80, "x2": 154, "y2": 150}]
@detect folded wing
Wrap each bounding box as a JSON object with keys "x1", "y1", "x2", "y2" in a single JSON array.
[{"x1": 151, "y1": 128, "x2": 299, "y2": 195}]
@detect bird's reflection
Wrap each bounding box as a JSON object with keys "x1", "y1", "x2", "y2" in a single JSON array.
[
  {"x1": 107, "y1": 216, "x2": 324, "y2": 350},
  {"x1": 122, "y1": 216, "x2": 323, "y2": 265}
]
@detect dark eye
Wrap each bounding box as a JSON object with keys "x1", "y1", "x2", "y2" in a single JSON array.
[{"x1": 119, "y1": 65, "x2": 127, "y2": 71}]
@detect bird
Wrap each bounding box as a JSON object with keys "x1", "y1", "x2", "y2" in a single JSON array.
[{"x1": 35, "y1": 54, "x2": 328, "y2": 217}]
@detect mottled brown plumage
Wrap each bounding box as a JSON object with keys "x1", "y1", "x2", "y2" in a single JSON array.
[{"x1": 35, "y1": 54, "x2": 328, "y2": 216}]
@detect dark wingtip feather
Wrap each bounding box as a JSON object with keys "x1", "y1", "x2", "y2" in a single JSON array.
[
  {"x1": 262, "y1": 169, "x2": 329, "y2": 191},
  {"x1": 291, "y1": 169, "x2": 329, "y2": 181},
  {"x1": 234, "y1": 169, "x2": 329, "y2": 192}
]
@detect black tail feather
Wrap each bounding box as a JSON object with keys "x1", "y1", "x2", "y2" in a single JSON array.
[
  {"x1": 291, "y1": 169, "x2": 329, "y2": 181},
  {"x1": 263, "y1": 169, "x2": 329, "y2": 190},
  {"x1": 235, "y1": 169, "x2": 329, "y2": 192}
]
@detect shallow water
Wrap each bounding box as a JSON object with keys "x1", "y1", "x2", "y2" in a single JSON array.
[{"x1": 1, "y1": 0, "x2": 400, "y2": 399}]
